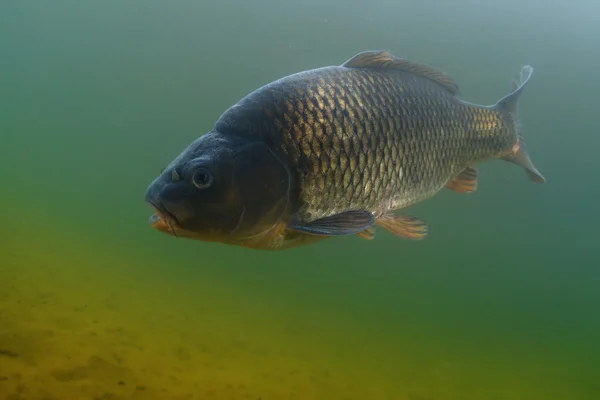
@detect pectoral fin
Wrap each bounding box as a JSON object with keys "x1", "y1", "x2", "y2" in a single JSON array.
[
  {"x1": 447, "y1": 167, "x2": 478, "y2": 193},
  {"x1": 289, "y1": 210, "x2": 375, "y2": 236},
  {"x1": 376, "y1": 214, "x2": 428, "y2": 240}
]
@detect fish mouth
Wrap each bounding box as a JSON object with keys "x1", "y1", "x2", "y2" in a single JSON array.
[{"x1": 146, "y1": 200, "x2": 181, "y2": 237}]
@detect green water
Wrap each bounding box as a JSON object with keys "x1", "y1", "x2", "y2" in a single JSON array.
[{"x1": 1, "y1": 1, "x2": 599, "y2": 399}]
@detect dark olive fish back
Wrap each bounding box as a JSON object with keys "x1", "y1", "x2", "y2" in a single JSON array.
[{"x1": 215, "y1": 51, "x2": 517, "y2": 224}]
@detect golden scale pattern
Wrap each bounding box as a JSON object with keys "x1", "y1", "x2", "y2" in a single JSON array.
[{"x1": 238, "y1": 67, "x2": 512, "y2": 222}]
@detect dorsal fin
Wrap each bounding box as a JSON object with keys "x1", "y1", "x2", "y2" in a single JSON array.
[{"x1": 341, "y1": 50, "x2": 459, "y2": 95}]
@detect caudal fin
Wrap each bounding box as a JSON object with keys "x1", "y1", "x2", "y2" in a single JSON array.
[{"x1": 494, "y1": 65, "x2": 546, "y2": 184}]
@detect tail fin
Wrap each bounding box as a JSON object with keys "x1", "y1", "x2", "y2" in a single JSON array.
[{"x1": 494, "y1": 65, "x2": 546, "y2": 184}]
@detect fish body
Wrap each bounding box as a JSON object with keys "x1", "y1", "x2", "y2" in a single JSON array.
[{"x1": 144, "y1": 50, "x2": 545, "y2": 250}]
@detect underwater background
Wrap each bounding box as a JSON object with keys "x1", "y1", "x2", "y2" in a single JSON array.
[{"x1": 1, "y1": 0, "x2": 599, "y2": 399}]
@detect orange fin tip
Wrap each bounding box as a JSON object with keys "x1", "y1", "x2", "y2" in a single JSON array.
[
  {"x1": 447, "y1": 166, "x2": 478, "y2": 193},
  {"x1": 356, "y1": 227, "x2": 376, "y2": 240},
  {"x1": 376, "y1": 214, "x2": 428, "y2": 240}
]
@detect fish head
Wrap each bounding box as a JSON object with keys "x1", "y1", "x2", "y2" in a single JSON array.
[{"x1": 144, "y1": 131, "x2": 293, "y2": 247}]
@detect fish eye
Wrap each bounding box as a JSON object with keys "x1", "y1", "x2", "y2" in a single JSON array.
[{"x1": 192, "y1": 167, "x2": 214, "y2": 189}]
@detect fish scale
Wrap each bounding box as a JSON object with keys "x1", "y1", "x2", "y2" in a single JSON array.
[{"x1": 261, "y1": 67, "x2": 490, "y2": 221}]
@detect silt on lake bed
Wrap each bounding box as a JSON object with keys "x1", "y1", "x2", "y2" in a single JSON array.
[{"x1": 144, "y1": 50, "x2": 545, "y2": 250}]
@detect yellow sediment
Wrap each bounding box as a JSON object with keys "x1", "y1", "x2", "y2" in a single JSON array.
[
  {"x1": 0, "y1": 205, "x2": 396, "y2": 399},
  {"x1": 0, "y1": 200, "x2": 589, "y2": 399}
]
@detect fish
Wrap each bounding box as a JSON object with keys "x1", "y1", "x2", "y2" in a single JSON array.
[{"x1": 144, "y1": 50, "x2": 545, "y2": 250}]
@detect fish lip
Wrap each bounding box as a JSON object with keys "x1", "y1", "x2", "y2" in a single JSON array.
[{"x1": 146, "y1": 200, "x2": 181, "y2": 228}]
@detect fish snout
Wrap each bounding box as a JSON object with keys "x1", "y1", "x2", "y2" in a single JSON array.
[{"x1": 144, "y1": 181, "x2": 182, "y2": 232}]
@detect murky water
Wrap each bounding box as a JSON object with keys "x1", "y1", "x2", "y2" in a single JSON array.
[{"x1": 1, "y1": 1, "x2": 599, "y2": 399}]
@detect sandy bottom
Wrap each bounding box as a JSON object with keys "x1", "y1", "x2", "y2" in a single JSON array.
[
  {"x1": 0, "y1": 205, "x2": 595, "y2": 400},
  {"x1": 0, "y1": 210, "x2": 402, "y2": 400}
]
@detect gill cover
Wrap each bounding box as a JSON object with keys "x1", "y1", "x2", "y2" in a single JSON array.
[{"x1": 232, "y1": 142, "x2": 292, "y2": 238}]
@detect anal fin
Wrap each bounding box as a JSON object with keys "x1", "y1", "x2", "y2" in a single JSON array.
[
  {"x1": 356, "y1": 227, "x2": 376, "y2": 240},
  {"x1": 446, "y1": 166, "x2": 478, "y2": 193},
  {"x1": 376, "y1": 214, "x2": 428, "y2": 240},
  {"x1": 289, "y1": 210, "x2": 375, "y2": 236}
]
